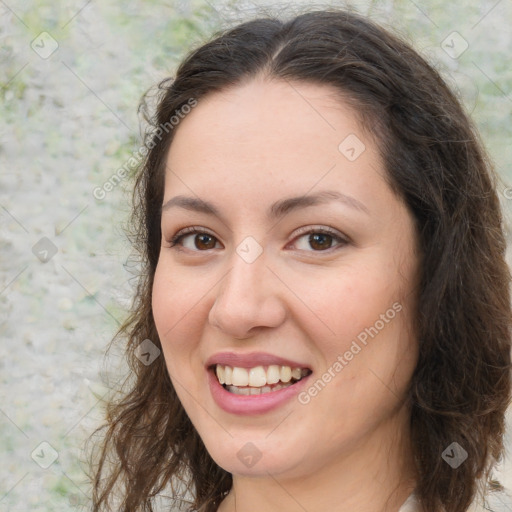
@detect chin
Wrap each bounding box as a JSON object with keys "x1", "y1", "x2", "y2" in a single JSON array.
[{"x1": 197, "y1": 427, "x2": 311, "y2": 478}]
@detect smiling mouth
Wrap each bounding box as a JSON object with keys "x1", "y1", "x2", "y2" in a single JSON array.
[{"x1": 212, "y1": 364, "x2": 312, "y2": 396}]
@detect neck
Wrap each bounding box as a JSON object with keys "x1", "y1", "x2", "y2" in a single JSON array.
[{"x1": 217, "y1": 402, "x2": 417, "y2": 512}]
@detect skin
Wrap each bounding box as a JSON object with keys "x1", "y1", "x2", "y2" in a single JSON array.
[{"x1": 152, "y1": 77, "x2": 422, "y2": 512}]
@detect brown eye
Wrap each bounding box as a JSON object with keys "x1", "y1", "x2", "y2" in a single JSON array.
[
  {"x1": 168, "y1": 227, "x2": 221, "y2": 251},
  {"x1": 292, "y1": 227, "x2": 348, "y2": 252},
  {"x1": 194, "y1": 233, "x2": 217, "y2": 250},
  {"x1": 308, "y1": 233, "x2": 334, "y2": 251}
]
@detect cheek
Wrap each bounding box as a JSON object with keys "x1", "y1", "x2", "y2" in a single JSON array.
[
  {"x1": 151, "y1": 264, "x2": 204, "y2": 369},
  {"x1": 294, "y1": 262, "x2": 404, "y2": 350},
  {"x1": 152, "y1": 267, "x2": 217, "y2": 433},
  {"x1": 152, "y1": 265, "x2": 176, "y2": 341},
  {"x1": 152, "y1": 260, "x2": 205, "y2": 330},
  {"x1": 301, "y1": 274, "x2": 417, "y2": 444},
  {"x1": 293, "y1": 256, "x2": 419, "y2": 407}
]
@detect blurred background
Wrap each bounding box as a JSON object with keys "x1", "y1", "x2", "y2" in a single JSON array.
[{"x1": 0, "y1": 0, "x2": 511, "y2": 510}]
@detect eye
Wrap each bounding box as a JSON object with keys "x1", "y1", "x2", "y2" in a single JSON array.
[
  {"x1": 167, "y1": 227, "x2": 222, "y2": 251},
  {"x1": 166, "y1": 226, "x2": 348, "y2": 253},
  {"x1": 289, "y1": 226, "x2": 348, "y2": 252}
]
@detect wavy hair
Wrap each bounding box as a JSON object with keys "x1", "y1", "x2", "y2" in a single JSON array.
[{"x1": 89, "y1": 8, "x2": 512, "y2": 512}]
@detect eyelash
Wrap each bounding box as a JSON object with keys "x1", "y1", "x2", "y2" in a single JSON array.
[{"x1": 166, "y1": 225, "x2": 349, "y2": 253}]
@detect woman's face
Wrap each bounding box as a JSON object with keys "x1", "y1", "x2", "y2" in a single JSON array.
[{"x1": 152, "y1": 78, "x2": 420, "y2": 479}]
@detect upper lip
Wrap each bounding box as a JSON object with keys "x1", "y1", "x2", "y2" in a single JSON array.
[{"x1": 205, "y1": 351, "x2": 311, "y2": 370}]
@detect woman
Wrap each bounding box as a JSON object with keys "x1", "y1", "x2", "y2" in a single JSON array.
[{"x1": 90, "y1": 8, "x2": 512, "y2": 512}]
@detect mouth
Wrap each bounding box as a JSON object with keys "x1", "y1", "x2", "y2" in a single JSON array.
[{"x1": 209, "y1": 364, "x2": 313, "y2": 396}]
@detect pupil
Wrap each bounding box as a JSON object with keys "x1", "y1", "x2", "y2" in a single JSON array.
[
  {"x1": 196, "y1": 234, "x2": 215, "y2": 249},
  {"x1": 309, "y1": 233, "x2": 331, "y2": 250}
]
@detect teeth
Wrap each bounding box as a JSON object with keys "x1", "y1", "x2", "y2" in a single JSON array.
[
  {"x1": 249, "y1": 366, "x2": 267, "y2": 387},
  {"x1": 216, "y1": 365, "x2": 225, "y2": 385},
  {"x1": 267, "y1": 365, "x2": 280, "y2": 384},
  {"x1": 226, "y1": 382, "x2": 294, "y2": 395},
  {"x1": 215, "y1": 364, "x2": 310, "y2": 389},
  {"x1": 224, "y1": 365, "x2": 233, "y2": 385},
  {"x1": 280, "y1": 366, "x2": 292, "y2": 383},
  {"x1": 232, "y1": 367, "x2": 249, "y2": 386}
]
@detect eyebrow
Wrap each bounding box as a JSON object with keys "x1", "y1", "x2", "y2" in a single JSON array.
[{"x1": 161, "y1": 190, "x2": 369, "y2": 220}]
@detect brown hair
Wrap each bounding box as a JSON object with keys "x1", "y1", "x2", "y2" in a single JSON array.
[{"x1": 89, "y1": 8, "x2": 512, "y2": 512}]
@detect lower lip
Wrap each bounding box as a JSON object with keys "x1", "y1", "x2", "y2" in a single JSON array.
[{"x1": 207, "y1": 369, "x2": 312, "y2": 415}]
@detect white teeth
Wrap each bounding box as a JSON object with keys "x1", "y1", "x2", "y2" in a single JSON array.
[
  {"x1": 249, "y1": 366, "x2": 267, "y2": 387},
  {"x1": 214, "y1": 363, "x2": 310, "y2": 391},
  {"x1": 232, "y1": 367, "x2": 249, "y2": 387},
  {"x1": 216, "y1": 365, "x2": 225, "y2": 385},
  {"x1": 267, "y1": 365, "x2": 280, "y2": 384},
  {"x1": 226, "y1": 382, "x2": 293, "y2": 395},
  {"x1": 280, "y1": 366, "x2": 292, "y2": 383},
  {"x1": 224, "y1": 365, "x2": 233, "y2": 385}
]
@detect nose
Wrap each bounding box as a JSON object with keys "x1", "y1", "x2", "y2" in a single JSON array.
[{"x1": 208, "y1": 246, "x2": 287, "y2": 339}]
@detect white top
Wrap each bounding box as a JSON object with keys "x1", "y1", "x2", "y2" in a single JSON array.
[
  {"x1": 161, "y1": 488, "x2": 512, "y2": 511},
  {"x1": 398, "y1": 492, "x2": 480, "y2": 511},
  {"x1": 397, "y1": 493, "x2": 421, "y2": 512},
  {"x1": 398, "y1": 490, "x2": 512, "y2": 512}
]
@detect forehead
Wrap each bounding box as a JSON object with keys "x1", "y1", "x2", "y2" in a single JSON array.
[
  {"x1": 170, "y1": 78, "x2": 362, "y2": 147},
  {"x1": 167, "y1": 79, "x2": 379, "y2": 179}
]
